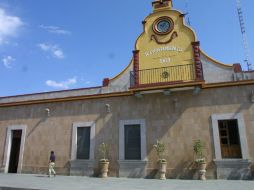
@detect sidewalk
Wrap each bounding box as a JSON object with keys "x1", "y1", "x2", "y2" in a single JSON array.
[{"x1": 0, "y1": 174, "x2": 253, "y2": 190}]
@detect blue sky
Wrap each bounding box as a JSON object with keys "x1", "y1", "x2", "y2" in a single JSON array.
[{"x1": 0, "y1": 0, "x2": 253, "y2": 96}]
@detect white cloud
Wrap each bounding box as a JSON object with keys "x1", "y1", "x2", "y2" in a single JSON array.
[
  {"x1": 2, "y1": 55, "x2": 15, "y2": 68},
  {"x1": 0, "y1": 8, "x2": 23, "y2": 44},
  {"x1": 53, "y1": 49, "x2": 64, "y2": 59},
  {"x1": 38, "y1": 43, "x2": 64, "y2": 59},
  {"x1": 38, "y1": 43, "x2": 50, "y2": 51},
  {"x1": 46, "y1": 77, "x2": 77, "y2": 89},
  {"x1": 39, "y1": 25, "x2": 71, "y2": 35}
]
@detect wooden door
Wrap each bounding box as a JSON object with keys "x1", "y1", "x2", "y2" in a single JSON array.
[{"x1": 218, "y1": 120, "x2": 242, "y2": 159}]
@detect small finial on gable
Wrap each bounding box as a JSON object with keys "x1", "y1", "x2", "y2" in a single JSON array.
[{"x1": 152, "y1": 0, "x2": 173, "y2": 12}]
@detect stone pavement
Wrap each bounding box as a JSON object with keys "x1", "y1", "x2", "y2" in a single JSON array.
[{"x1": 0, "y1": 174, "x2": 253, "y2": 190}]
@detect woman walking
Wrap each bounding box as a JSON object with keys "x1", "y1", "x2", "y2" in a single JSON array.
[{"x1": 48, "y1": 151, "x2": 56, "y2": 177}]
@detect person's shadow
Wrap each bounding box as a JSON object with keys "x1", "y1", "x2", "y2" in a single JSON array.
[{"x1": 35, "y1": 175, "x2": 49, "y2": 178}]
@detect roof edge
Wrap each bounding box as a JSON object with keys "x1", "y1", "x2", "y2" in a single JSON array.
[
  {"x1": 200, "y1": 49, "x2": 233, "y2": 68},
  {"x1": 0, "y1": 91, "x2": 133, "y2": 107},
  {"x1": 0, "y1": 86, "x2": 102, "y2": 99}
]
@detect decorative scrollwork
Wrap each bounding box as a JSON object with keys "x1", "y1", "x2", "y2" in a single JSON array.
[
  {"x1": 151, "y1": 31, "x2": 178, "y2": 45},
  {"x1": 161, "y1": 71, "x2": 169, "y2": 79}
]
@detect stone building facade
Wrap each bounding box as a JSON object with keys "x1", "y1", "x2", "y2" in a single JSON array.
[{"x1": 0, "y1": 0, "x2": 254, "y2": 179}]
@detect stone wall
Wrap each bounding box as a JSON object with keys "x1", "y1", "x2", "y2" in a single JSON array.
[{"x1": 0, "y1": 85, "x2": 253, "y2": 179}]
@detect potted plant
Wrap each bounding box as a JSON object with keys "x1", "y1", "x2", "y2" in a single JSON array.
[
  {"x1": 153, "y1": 140, "x2": 167, "y2": 180},
  {"x1": 193, "y1": 139, "x2": 206, "y2": 180},
  {"x1": 99, "y1": 142, "x2": 109, "y2": 178}
]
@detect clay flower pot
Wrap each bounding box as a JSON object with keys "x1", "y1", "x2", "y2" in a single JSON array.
[
  {"x1": 100, "y1": 160, "x2": 109, "y2": 178},
  {"x1": 193, "y1": 140, "x2": 206, "y2": 180},
  {"x1": 197, "y1": 161, "x2": 206, "y2": 180},
  {"x1": 158, "y1": 161, "x2": 167, "y2": 180}
]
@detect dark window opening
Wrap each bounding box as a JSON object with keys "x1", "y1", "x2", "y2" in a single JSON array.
[
  {"x1": 77, "y1": 127, "x2": 90, "y2": 159},
  {"x1": 124, "y1": 124, "x2": 141, "y2": 160}
]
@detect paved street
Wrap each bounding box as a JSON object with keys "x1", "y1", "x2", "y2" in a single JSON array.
[{"x1": 0, "y1": 174, "x2": 253, "y2": 190}]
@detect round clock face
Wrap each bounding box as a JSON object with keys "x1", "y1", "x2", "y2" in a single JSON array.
[
  {"x1": 153, "y1": 17, "x2": 174, "y2": 35},
  {"x1": 157, "y1": 20, "x2": 170, "y2": 33}
]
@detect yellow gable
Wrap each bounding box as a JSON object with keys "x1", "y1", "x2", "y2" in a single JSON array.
[
  {"x1": 132, "y1": 0, "x2": 199, "y2": 86},
  {"x1": 136, "y1": 9, "x2": 197, "y2": 70}
]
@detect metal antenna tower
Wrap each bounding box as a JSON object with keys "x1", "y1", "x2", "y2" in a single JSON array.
[{"x1": 236, "y1": 0, "x2": 252, "y2": 70}]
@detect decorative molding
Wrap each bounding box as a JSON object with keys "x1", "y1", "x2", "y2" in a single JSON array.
[
  {"x1": 70, "y1": 121, "x2": 96, "y2": 176},
  {"x1": 200, "y1": 50, "x2": 233, "y2": 68},
  {"x1": 2, "y1": 125, "x2": 27, "y2": 173},
  {"x1": 202, "y1": 80, "x2": 254, "y2": 89},
  {"x1": 130, "y1": 80, "x2": 204, "y2": 92},
  {"x1": 1, "y1": 80, "x2": 254, "y2": 107},
  {"x1": 109, "y1": 59, "x2": 133, "y2": 82},
  {"x1": 0, "y1": 91, "x2": 133, "y2": 107},
  {"x1": 152, "y1": 0, "x2": 172, "y2": 10},
  {"x1": 192, "y1": 41, "x2": 204, "y2": 80},
  {"x1": 71, "y1": 121, "x2": 96, "y2": 161},
  {"x1": 211, "y1": 114, "x2": 252, "y2": 178},
  {"x1": 151, "y1": 31, "x2": 178, "y2": 45},
  {"x1": 211, "y1": 113, "x2": 250, "y2": 160},
  {"x1": 119, "y1": 119, "x2": 147, "y2": 161},
  {"x1": 152, "y1": 16, "x2": 174, "y2": 35},
  {"x1": 105, "y1": 104, "x2": 111, "y2": 113},
  {"x1": 133, "y1": 50, "x2": 140, "y2": 86}
]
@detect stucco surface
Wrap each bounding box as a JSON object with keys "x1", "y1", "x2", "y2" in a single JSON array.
[
  {"x1": 0, "y1": 85, "x2": 253, "y2": 179},
  {"x1": 201, "y1": 54, "x2": 234, "y2": 83}
]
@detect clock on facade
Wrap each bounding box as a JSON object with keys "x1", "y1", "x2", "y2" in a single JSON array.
[{"x1": 153, "y1": 17, "x2": 174, "y2": 35}]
